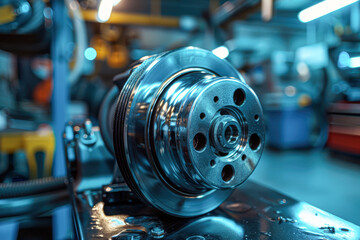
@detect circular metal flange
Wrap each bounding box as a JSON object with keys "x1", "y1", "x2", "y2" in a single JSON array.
[
  {"x1": 181, "y1": 77, "x2": 264, "y2": 190},
  {"x1": 113, "y1": 47, "x2": 265, "y2": 217}
]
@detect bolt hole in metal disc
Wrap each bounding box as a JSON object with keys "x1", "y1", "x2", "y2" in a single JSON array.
[
  {"x1": 193, "y1": 133, "x2": 207, "y2": 151},
  {"x1": 249, "y1": 133, "x2": 261, "y2": 151},
  {"x1": 233, "y1": 88, "x2": 246, "y2": 106},
  {"x1": 113, "y1": 47, "x2": 265, "y2": 217},
  {"x1": 222, "y1": 165, "x2": 235, "y2": 182}
]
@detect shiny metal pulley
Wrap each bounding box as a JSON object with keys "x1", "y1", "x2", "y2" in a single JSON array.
[{"x1": 105, "y1": 47, "x2": 265, "y2": 217}]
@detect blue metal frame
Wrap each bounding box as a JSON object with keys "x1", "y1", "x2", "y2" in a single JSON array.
[{"x1": 51, "y1": 0, "x2": 72, "y2": 239}]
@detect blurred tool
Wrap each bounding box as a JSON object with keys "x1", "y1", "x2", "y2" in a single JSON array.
[{"x1": 261, "y1": 0, "x2": 273, "y2": 21}]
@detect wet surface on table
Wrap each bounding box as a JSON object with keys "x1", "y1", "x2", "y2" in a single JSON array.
[
  {"x1": 72, "y1": 180, "x2": 360, "y2": 240},
  {"x1": 251, "y1": 149, "x2": 360, "y2": 225}
]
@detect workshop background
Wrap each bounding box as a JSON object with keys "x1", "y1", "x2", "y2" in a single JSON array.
[{"x1": 0, "y1": 0, "x2": 359, "y2": 239}]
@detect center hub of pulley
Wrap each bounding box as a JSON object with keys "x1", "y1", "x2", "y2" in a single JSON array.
[{"x1": 211, "y1": 115, "x2": 241, "y2": 152}]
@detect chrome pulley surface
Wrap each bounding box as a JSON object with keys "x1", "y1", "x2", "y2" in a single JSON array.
[{"x1": 113, "y1": 47, "x2": 265, "y2": 217}]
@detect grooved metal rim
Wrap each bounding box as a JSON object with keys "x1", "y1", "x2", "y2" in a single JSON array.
[{"x1": 114, "y1": 55, "x2": 159, "y2": 207}]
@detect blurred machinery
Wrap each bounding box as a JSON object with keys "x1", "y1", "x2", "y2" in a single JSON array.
[
  {"x1": 327, "y1": 102, "x2": 360, "y2": 157},
  {"x1": 327, "y1": 42, "x2": 360, "y2": 158}
]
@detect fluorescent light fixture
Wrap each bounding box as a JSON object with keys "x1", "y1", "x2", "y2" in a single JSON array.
[
  {"x1": 337, "y1": 51, "x2": 350, "y2": 68},
  {"x1": 212, "y1": 46, "x2": 229, "y2": 59},
  {"x1": 97, "y1": 0, "x2": 121, "y2": 23},
  {"x1": 350, "y1": 56, "x2": 360, "y2": 68},
  {"x1": 337, "y1": 52, "x2": 360, "y2": 68},
  {"x1": 84, "y1": 47, "x2": 97, "y2": 61},
  {"x1": 298, "y1": 0, "x2": 359, "y2": 23}
]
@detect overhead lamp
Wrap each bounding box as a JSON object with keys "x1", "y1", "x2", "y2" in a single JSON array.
[
  {"x1": 337, "y1": 51, "x2": 350, "y2": 68},
  {"x1": 212, "y1": 46, "x2": 229, "y2": 59},
  {"x1": 337, "y1": 51, "x2": 360, "y2": 68},
  {"x1": 97, "y1": 0, "x2": 121, "y2": 23},
  {"x1": 84, "y1": 47, "x2": 97, "y2": 61},
  {"x1": 298, "y1": 0, "x2": 359, "y2": 23},
  {"x1": 350, "y1": 56, "x2": 360, "y2": 68}
]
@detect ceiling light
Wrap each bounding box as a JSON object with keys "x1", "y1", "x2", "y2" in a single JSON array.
[
  {"x1": 97, "y1": 0, "x2": 121, "y2": 23},
  {"x1": 298, "y1": 0, "x2": 359, "y2": 23},
  {"x1": 350, "y1": 56, "x2": 360, "y2": 68},
  {"x1": 212, "y1": 46, "x2": 229, "y2": 59},
  {"x1": 84, "y1": 47, "x2": 97, "y2": 61}
]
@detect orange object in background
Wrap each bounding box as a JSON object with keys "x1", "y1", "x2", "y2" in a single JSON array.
[
  {"x1": 91, "y1": 35, "x2": 109, "y2": 61},
  {"x1": 32, "y1": 58, "x2": 53, "y2": 105},
  {"x1": 107, "y1": 44, "x2": 129, "y2": 69},
  {"x1": 33, "y1": 79, "x2": 52, "y2": 105}
]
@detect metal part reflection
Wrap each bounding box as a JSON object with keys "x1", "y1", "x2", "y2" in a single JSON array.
[{"x1": 113, "y1": 47, "x2": 265, "y2": 217}]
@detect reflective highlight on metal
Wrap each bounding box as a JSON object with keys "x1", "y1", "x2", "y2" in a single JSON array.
[{"x1": 113, "y1": 47, "x2": 265, "y2": 217}]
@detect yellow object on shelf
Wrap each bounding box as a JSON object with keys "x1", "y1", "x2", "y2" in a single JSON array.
[{"x1": 0, "y1": 126, "x2": 55, "y2": 179}]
